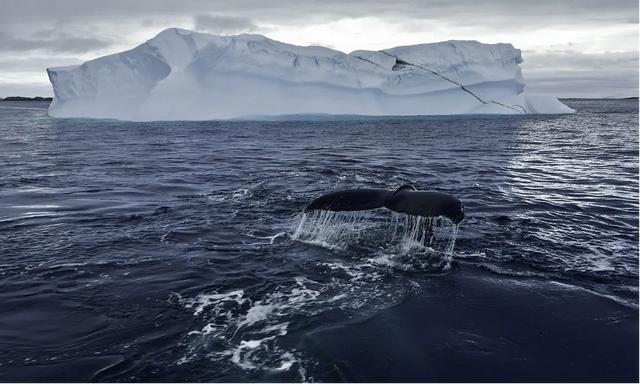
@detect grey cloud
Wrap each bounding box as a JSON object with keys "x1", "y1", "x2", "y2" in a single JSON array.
[
  {"x1": 522, "y1": 50, "x2": 639, "y2": 70},
  {"x1": 0, "y1": 57, "x2": 82, "y2": 71},
  {"x1": 0, "y1": 82, "x2": 53, "y2": 98},
  {"x1": 0, "y1": 0, "x2": 636, "y2": 27},
  {"x1": 194, "y1": 14, "x2": 258, "y2": 34},
  {"x1": 1, "y1": 1, "x2": 637, "y2": 49},
  {"x1": 526, "y1": 76, "x2": 637, "y2": 98},
  {"x1": 0, "y1": 32, "x2": 112, "y2": 53},
  {"x1": 47, "y1": 36, "x2": 112, "y2": 53},
  {"x1": 522, "y1": 51, "x2": 639, "y2": 97},
  {"x1": 0, "y1": 56, "x2": 81, "y2": 97}
]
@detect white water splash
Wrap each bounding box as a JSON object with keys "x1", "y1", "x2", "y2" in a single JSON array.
[
  {"x1": 292, "y1": 209, "x2": 459, "y2": 267},
  {"x1": 178, "y1": 277, "x2": 323, "y2": 375},
  {"x1": 291, "y1": 210, "x2": 375, "y2": 249},
  {"x1": 176, "y1": 265, "x2": 414, "y2": 378}
]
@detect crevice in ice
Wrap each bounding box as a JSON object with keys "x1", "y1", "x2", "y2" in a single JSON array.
[
  {"x1": 489, "y1": 100, "x2": 527, "y2": 114},
  {"x1": 353, "y1": 55, "x2": 388, "y2": 70},
  {"x1": 381, "y1": 51, "x2": 486, "y2": 104},
  {"x1": 513, "y1": 103, "x2": 527, "y2": 113},
  {"x1": 380, "y1": 50, "x2": 526, "y2": 114}
]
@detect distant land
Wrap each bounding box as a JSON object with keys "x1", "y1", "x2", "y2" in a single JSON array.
[
  {"x1": 563, "y1": 96, "x2": 638, "y2": 100},
  {"x1": 1, "y1": 96, "x2": 53, "y2": 101}
]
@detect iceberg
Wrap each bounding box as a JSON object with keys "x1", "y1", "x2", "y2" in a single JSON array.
[{"x1": 46, "y1": 28, "x2": 574, "y2": 121}]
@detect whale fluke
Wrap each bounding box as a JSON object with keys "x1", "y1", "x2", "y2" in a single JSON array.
[{"x1": 304, "y1": 185, "x2": 464, "y2": 224}]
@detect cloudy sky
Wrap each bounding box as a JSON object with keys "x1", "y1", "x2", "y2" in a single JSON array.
[{"x1": 0, "y1": 0, "x2": 637, "y2": 97}]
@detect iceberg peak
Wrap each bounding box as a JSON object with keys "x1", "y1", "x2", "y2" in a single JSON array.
[{"x1": 46, "y1": 28, "x2": 574, "y2": 121}]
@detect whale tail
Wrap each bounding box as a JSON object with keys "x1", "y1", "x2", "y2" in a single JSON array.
[{"x1": 304, "y1": 185, "x2": 464, "y2": 224}]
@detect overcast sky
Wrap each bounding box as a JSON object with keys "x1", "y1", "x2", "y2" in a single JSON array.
[{"x1": 0, "y1": 0, "x2": 637, "y2": 97}]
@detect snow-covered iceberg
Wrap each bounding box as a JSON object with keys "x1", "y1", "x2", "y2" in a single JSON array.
[{"x1": 47, "y1": 28, "x2": 574, "y2": 120}]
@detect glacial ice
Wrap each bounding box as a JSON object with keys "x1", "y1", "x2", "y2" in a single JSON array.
[{"x1": 47, "y1": 28, "x2": 574, "y2": 121}]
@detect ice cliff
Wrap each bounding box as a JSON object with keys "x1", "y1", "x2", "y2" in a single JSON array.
[{"x1": 47, "y1": 28, "x2": 574, "y2": 120}]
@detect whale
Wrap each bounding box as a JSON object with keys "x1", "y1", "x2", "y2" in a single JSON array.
[{"x1": 305, "y1": 185, "x2": 465, "y2": 224}]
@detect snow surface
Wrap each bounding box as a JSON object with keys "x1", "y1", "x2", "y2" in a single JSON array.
[{"x1": 47, "y1": 28, "x2": 574, "y2": 120}]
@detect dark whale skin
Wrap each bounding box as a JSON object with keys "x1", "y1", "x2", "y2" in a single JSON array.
[
  {"x1": 304, "y1": 186, "x2": 464, "y2": 224},
  {"x1": 304, "y1": 188, "x2": 391, "y2": 212}
]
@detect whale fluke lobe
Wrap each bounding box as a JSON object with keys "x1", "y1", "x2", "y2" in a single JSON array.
[
  {"x1": 385, "y1": 190, "x2": 464, "y2": 224},
  {"x1": 305, "y1": 186, "x2": 464, "y2": 224},
  {"x1": 304, "y1": 188, "x2": 391, "y2": 212}
]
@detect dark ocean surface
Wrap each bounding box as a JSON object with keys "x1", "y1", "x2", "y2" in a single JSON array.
[{"x1": 0, "y1": 99, "x2": 638, "y2": 382}]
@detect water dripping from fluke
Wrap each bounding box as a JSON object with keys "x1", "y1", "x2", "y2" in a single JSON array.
[{"x1": 292, "y1": 185, "x2": 463, "y2": 269}]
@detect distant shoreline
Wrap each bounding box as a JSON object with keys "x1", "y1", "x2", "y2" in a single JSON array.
[
  {"x1": 563, "y1": 96, "x2": 638, "y2": 100},
  {"x1": 1, "y1": 96, "x2": 53, "y2": 101}
]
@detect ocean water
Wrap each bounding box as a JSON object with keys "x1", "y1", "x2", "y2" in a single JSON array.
[{"x1": 0, "y1": 99, "x2": 637, "y2": 382}]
